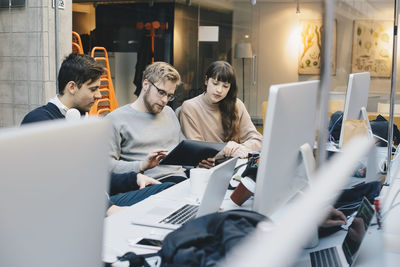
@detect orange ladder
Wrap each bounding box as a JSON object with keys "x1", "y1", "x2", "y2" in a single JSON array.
[
  {"x1": 89, "y1": 47, "x2": 118, "y2": 116},
  {"x1": 72, "y1": 31, "x2": 84, "y2": 54}
]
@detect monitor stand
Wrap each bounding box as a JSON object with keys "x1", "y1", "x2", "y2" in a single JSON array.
[
  {"x1": 300, "y1": 143, "x2": 315, "y2": 185},
  {"x1": 360, "y1": 106, "x2": 374, "y2": 141},
  {"x1": 286, "y1": 143, "x2": 315, "y2": 203}
]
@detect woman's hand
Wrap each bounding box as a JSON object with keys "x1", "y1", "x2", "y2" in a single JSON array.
[
  {"x1": 223, "y1": 141, "x2": 241, "y2": 157},
  {"x1": 223, "y1": 141, "x2": 249, "y2": 158}
]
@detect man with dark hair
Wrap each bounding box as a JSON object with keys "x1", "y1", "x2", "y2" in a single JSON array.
[
  {"x1": 21, "y1": 54, "x2": 174, "y2": 214},
  {"x1": 22, "y1": 54, "x2": 104, "y2": 123}
]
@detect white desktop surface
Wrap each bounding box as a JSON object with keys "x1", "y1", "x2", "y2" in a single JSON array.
[
  {"x1": 103, "y1": 183, "x2": 386, "y2": 267},
  {"x1": 103, "y1": 158, "x2": 396, "y2": 266},
  {"x1": 102, "y1": 178, "x2": 252, "y2": 263},
  {"x1": 382, "y1": 176, "x2": 400, "y2": 266},
  {"x1": 103, "y1": 181, "x2": 187, "y2": 262}
]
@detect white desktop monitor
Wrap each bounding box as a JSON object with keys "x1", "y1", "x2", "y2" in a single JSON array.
[
  {"x1": 0, "y1": 119, "x2": 111, "y2": 267},
  {"x1": 339, "y1": 72, "x2": 371, "y2": 148},
  {"x1": 220, "y1": 137, "x2": 372, "y2": 267},
  {"x1": 253, "y1": 80, "x2": 319, "y2": 217}
]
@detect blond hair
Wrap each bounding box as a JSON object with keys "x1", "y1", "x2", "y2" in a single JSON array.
[{"x1": 142, "y1": 61, "x2": 181, "y2": 86}]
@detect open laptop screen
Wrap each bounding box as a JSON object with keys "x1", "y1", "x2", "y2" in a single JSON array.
[{"x1": 342, "y1": 197, "x2": 375, "y2": 265}]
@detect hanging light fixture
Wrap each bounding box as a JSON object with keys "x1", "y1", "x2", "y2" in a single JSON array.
[{"x1": 296, "y1": 0, "x2": 301, "y2": 14}]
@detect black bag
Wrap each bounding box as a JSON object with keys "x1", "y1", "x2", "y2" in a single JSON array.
[
  {"x1": 328, "y1": 111, "x2": 343, "y2": 142},
  {"x1": 370, "y1": 115, "x2": 400, "y2": 146},
  {"x1": 334, "y1": 181, "x2": 381, "y2": 214},
  {"x1": 159, "y1": 209, "x2": 267, "y2": 266},
  {"x1": 319, "y1": 181, "x2": 381, "y2": 237},
  {"x1": 328, "y1": 111, "x2": 400, "y2": 145}
]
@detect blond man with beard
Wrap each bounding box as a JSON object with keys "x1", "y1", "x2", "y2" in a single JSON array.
[{"x1": 106, "y1": 62, "x2": 187, "y2": 184}]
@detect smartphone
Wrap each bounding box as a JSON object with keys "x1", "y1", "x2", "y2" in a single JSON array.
[{"x1": 129, "y1": 238, "x2": 163, "y2": 250}]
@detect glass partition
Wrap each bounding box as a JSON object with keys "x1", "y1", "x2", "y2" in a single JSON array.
[{"x1": 0, "y1": 0, "x2": 397, "y2": 128}]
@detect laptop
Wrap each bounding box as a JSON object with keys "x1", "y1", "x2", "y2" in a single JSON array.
[
  {"x1": 296, "y1": 197, "x2": 375, "y2": 267},
  {"x1": 0, "y1": 119, "x2": 110, "y2": 267},
  {"x1": 131, "y1": 157, "x2": 238, "y2": 230}
]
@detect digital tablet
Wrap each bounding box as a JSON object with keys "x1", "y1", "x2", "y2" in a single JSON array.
[{"x1": 159, "y1": 140, "x2": 226, "y2": 166}]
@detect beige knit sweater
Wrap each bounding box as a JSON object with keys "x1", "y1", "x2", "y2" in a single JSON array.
[{"x1": 179, "y1": 93, "x2": 262, "y2": 153}]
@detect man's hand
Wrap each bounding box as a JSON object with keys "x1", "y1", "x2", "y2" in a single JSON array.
[
  {"x1": 136, "y1": 173, "x2": 161, "y2": 189},
  {"x1": 321, "y1": 208, "x2": 347, "y2": 228},
  {"x1": 139, "y1": 149, "x2": 168, "y2": 172},
  {"x1": 197, "y1": 158, "x2": 215, "y2": 169}
]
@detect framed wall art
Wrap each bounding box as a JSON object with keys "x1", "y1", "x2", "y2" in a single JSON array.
[
  {"x1": 351, "y1": 20, "x2": 393, "y2": 78},
  {"x1": 298, "y1": 20, "x2": 336, "y2": 75}
]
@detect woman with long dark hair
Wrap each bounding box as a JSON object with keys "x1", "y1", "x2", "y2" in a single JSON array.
[{"x1": 179, "y1": 61, "x2": 262, "y2": 159}]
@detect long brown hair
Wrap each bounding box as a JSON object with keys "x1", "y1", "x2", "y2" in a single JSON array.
[{"x1": 204, "y1": 61, "x2": 239, "y2": 142}]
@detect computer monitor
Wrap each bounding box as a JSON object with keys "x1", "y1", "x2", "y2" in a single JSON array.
[
  {"x1": 220, "y1": 137, "x2": 372, "y2": 267},
  {"x1": 0, "y1": 119, "x2": 111, "y2": 267},
  {"x1": 253, "y1": 80, "x2": 319, "y2": 217},
  {"x1": 339, "y1": 72, "x2": 371, "y2": 148}
]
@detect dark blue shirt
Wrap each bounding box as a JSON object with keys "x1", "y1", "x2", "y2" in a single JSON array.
[{"x1": 21, "y1": 102, "x2": 64, "y2": 125}]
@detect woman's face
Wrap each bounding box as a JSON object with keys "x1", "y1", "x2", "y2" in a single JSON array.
[{"x1": 204, "y1": 77, "x2": 231, "y2": 104}]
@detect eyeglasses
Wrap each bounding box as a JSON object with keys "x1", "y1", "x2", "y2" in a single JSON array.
[{"x1": 149, "y1": 81, "x2": 175, "y2": 101}]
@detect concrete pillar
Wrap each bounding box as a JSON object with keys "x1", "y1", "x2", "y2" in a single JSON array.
[{"x1": 0, "y1": 0, "x2": 72, "y2": 127}]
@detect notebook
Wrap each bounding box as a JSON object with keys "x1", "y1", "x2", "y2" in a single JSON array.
[
  {"x1": 131, "y1": 157, "x2": 238, "y2": 230},
  {"x1": 296, "y1": 197, "x2": 375, "y2": 267}
]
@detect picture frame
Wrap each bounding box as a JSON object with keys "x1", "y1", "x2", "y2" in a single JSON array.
[
  {"x1": 298, "y1": 19, "x2": 337, "y2": 75},
  {"x1": 351, "y1": 20, "x2": 393, "y2": 78}
]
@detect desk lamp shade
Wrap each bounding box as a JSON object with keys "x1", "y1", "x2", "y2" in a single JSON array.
[
  {"x1": 234, "y1": 43, "x2": 253, "y2": 59},
  {"x1": 235, "y1": 43, "x2": 253, "y2": 102}
]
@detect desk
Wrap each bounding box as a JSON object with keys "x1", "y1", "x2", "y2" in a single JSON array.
[
  {"x1": 103, "y1": 179, "x2": 253, "y2": 263},
  {"x1": 103, "y1": 176, "x2": 391, "y2": 266},
  {"x1": 103, "y1": 181, "x2": 187, "y2": 262},
  {"x1": 382, "y1": 173, "x2": 400, "y2": 266}
]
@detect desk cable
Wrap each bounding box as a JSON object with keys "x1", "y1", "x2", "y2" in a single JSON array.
[{"x1": 328, "y1": 114, "x2": 343, "y2": 142}]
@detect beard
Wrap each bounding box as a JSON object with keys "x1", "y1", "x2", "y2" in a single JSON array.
[{"x1": 143, "y1": 90, "x2": 163, "y2": 114}]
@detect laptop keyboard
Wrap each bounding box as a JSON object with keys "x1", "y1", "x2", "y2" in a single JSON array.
[
  {"x1": 310, "y1": 247, "x2": 343, "y2": 267},
  {"x1": 159, "y1": 204, "x2": 199, "y2": 225}
]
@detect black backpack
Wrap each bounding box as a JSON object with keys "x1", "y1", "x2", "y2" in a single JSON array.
[
  {"x1": 328, "y1": 111, "x2": 343, "y2": 142},
  {"x1": 328, "y1": 111, "x2": 400, "y2": 145},
  {"x1": 160, "y1": 209, "x2": 267, "y2": 266},
  {"x1": 110, "y1": 210, "x2": 267, "y2": 267}
]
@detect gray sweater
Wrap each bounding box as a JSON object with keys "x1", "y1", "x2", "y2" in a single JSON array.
[{"x1": 106, "y1": 104, "x2": 186, "y2": 179}]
